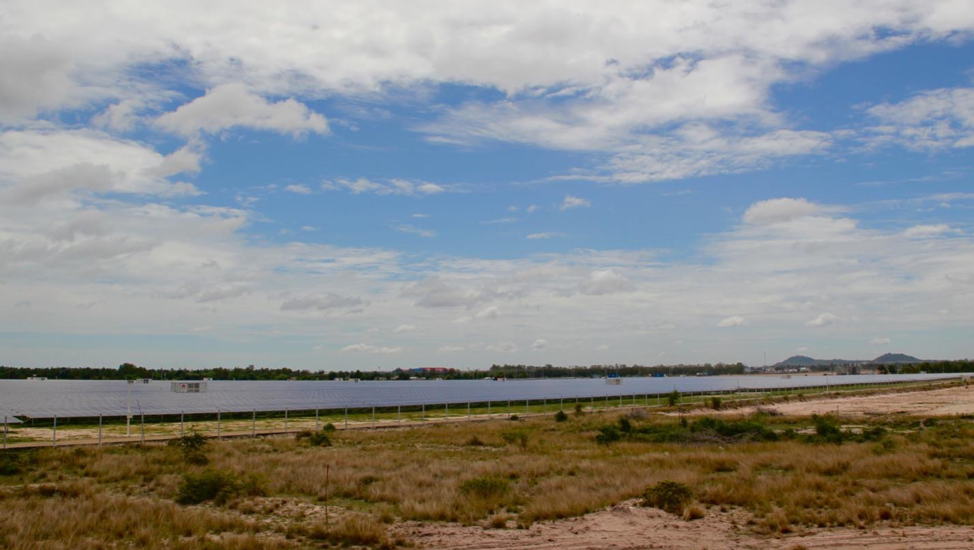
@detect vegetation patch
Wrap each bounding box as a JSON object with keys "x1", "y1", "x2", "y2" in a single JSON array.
[{"x1": 641, "y1": 481, "x2": 693, "y2": 514}]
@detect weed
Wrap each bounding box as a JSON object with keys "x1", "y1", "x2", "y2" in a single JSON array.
[
  {"x1": 574, "y1": 403, "x2": 585, "y2": 417},
  {"x1": 667, "y1": 391, "x2": 681, "y2": 407},
  {"x1": 175, "y1": 470, "x2": 265, "y2": 505},
  {"x1": 308, "y1": 431, "x2": 332, "y2": 447},
  {"x1": 554, "y1": 410, "x2": 568, "y2": 422},
  {"x1": 642, "y1": 481, "x2": 693, "y2": 514},
  {"x1": 501, "y1": 429, "x2": 529, "y2": 448},
  {"x1": 710, "y1": 397, "x2": 722, "y2": 410},
  {"x1": 167, "y1": 431, "x2": 209, "y2": 465},
  {"x1": 464, "y1": 435, "x2": 486, "y2": 446}
]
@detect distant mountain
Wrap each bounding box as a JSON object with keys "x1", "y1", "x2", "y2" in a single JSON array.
[
  {"x1": 774, "y1": 352, "x2": 923, "y2": 368},
  {"x1": 775, "y1": 355, "x2": 857, "y2": 367},
  {"x1": 871, "y1": 353, "x2": 920, "y2": 364}
]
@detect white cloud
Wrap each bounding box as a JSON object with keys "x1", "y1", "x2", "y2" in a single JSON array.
[
  {"x1": 280, "y1": 293, "x2": 363, "y2": 312},
  {"x1": 743, "y1": 198, "x2": 831, "y2": 225},
  {"x1": 284, "y1": 184, "x2": 313, "y2": 195},
  {"x1": 526, "y1": 205, "x2": 539, "y2": 213},
  {"x1": 474, "y1": 306, "x2": 500, "y2": 319},
  {"x1": 531, "y1": 338, "x2": 548, "y2": 351},
  {"x1": 438, "y1": 345, "x2": 466, "y2": 353},
  {"x1": 578, "y1": 270, "x2": 636, "y2": 295},
  {"x1": 903, "y1": 224, "x2": 959, "y2": 238},
  {"x1": 340, "y1": 343, "x2": 402, "y2": 354},
  {"x1": 155, "y1": 83, "x2": 328, "y2": 137},
  {"x1": 526, "y1": 232, "x2": 564, "y2": 240},
  {"x1": 561, "y1": 195, "x2": 591, "y2": 210},
  {"x1": 481, "y1": 217, "x2": 519, "y2": 224},
  {"x1": 864, "y1": 87, "x2": 974, "y2": 150},
  {"x1": 322, "y1": 178, "x2": 454, "y2": 196},
  {"x1": 394, "y1": 224, "x2": 436, "y2": 238},
  {"x1": 393, "y1": 324, "x2": 416, "y2": 333},
  {"x1": 871, "y1": 337, "x2": 891, "y2": 345},
  {"x1": 806, "y1": 312, "x2": 837, "y2": 327},
  {"x1": 718, "y1": 315, "x2": 748, "y2": 327}
]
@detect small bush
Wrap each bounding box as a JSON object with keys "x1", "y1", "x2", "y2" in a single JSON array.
[
  {"x1": 710, "y1": 397, "x2": 722, "y2": 410},
  {"x1": 167, "y1": 431, "x2": 209, "y2": 465},
  {"x1": 464, "y1": 435, "x2": 486, "y2": 447},
  {"x1": 642, "y1": 481, "x2": 693, "y2": 515},
  {"x1": 488, "y1": 514, "x2": 509, "y2": 529},
  {"x1": 308, "y1": 431, "x2": 332, "y2": 447},
  {"x1": 574, "y1": 403, "x2": 584, "y2": 417},
  {"x1": 0, "y1": 453, "x2": 21, "y2": 476},
  {"x1": 554, "y1": 410, "x2": 568, "y2": 422},
  {"x1": 321, "y1": 422, "x2": 337, "y2": 432},
  {"x1": 500, "y1": 429, "x2": 529, "y2": 448},
  {"x1": 176, "y1": 470, "x2": 239, "y2": 505},
  {"x1": 509, "y1": 414, "x2": 519, "y2": 421},
  {"x1": 667, "y1": 391, "x2": 681, "y2": 407},
  {"x1": 595, "y1": 424, "x2": 622, "y2": 445}
]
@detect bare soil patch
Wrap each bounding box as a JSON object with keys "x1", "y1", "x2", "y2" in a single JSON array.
[{"x1": 396, "y1": 500, "x2": 974, "y2": 550}]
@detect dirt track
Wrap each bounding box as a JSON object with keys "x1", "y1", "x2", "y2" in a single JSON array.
[
  {"x1": 398, "y1": 500, "x2": 974, "y2": 550},
  {"x1": 709, "y1": 383, "x2": 974, "y2": 418}
]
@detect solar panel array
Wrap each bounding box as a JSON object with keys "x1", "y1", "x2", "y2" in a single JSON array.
[{"x1": 0, "y1": 373, "x2": 959, "y2": 420}]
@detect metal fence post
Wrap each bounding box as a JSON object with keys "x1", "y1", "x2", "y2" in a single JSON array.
[
  {"x1": 316, "y1": 408, "x2": 320, "y2": 430},
  {"x1": 3, "y1": 416, "x2": 7, "y2": 449},
  {"x1": 488, "y1": 401, "x2": 491, "y2": 418},
  {"x1": 217, "y1": 410, "x2": 221, "y2": 438},
  {"x1": 344, "y1": 407, "x2": 348, "y2": 429},
  {"x1": 52, "y1": 415, "x2": 57, "y2": 448},
  {"x1": 467, "y1": 402, "x2": 470, "y2": 421},
  {"x1": 140, "y1": 412, "x2": 145, "y2": 445},
  {"x1": 252, "y1": 410, "x2": 256, "y2": 437},
  {"x1": 398, "y1": 405, "x2": 401, "y2": 425},
  {"x1": 422, "y1": 404, "x2": 425, "y2": 422},
  {"x1": 98, "y1": 414, "x2": 103, "y2": 446},
  {"x1": 371, "y1": 406, "x2": 376, "y2": 429},
  {"x1": 180, "y1": 411, "x2": 184, "y2": 437},
  {"x1": 285, "y1": 408, "x2": 289, "y2": 431}
]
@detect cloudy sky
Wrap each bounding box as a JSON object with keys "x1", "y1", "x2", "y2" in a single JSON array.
[{"x1": 2, "y1": 1, "x2": 974, "y2": 370}]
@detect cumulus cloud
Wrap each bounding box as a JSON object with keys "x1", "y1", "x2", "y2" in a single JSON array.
[
  {"x1": 487, "y1": 341, "x2": 517, "y2": 353},
  {"x1": 871, "y1": 337, "x2": 892, "y2": 345},
  {"x1": 718, "y1": 315, "x2": 748, "y2": 327},
  {"x1": 561, "y1": 195, "x2": 591, "y2": 210},
  {"x1": 743, "y1": 198, "x2": 831, "y2": 225},
  {"x1": 284, "y1": 184, "x2": 313, "y2": 195},
  {"x1": 531, "y1": 338, "x2": 548, "y2": 351},
  {"x1": 155, "y1": 83, "x2": 328, "y2": 137},
  {"x1": 526, "y1": 232, "x2": 564, "y2": 240},
  {"x1": 578, "y1": 270, "x2": 636, "y2": 295},
  {"x1": 474, "y1": 306, "x2": 500, "y2": 319},
  {"x1": 806, "y1": 312, "x2": 837, "y2": 327},
  {"x1": 393, "y1": 324, "x2": 416, "y2": 333},
  {"x1": 340, "y1": 343, "x2": 402, "y2": 354}
]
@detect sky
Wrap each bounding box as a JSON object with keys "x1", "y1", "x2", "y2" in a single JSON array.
[{"x1": 2, "y1": 1, "x2": 974, "y2": 370}]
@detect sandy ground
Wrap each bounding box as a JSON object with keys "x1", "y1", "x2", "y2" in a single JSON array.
[
  {"x1": 396, "y1": 500, "x2": 974, "y2": 550},
  {"x1": 704, "y1": 384, "x2": 974, "y2": 418}
]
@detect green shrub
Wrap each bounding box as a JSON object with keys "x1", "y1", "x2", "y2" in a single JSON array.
[
  {"x1": 176, "y1": 470, "x2": 239, "y2": 505},
  {"x1": 308, "y1": 431, "x2": 332, "y2": 447},
  {"x1": 176, "y1": 470, "x2": 264, "y2": 505},
  {"x1": 508, "y1": 414, "x2": 519, "y2": 421},
  {"x1": 710, "y1": 397, "x2": 722, "y2": 410},
  {"x1": 500, "y1": 429, "x2": 529, "y2": 448},
  {"x1": 554, "y1": 410, "x2": 568, "y2": 422},
  {"x1": 642, "y1": 481, "x2": 693, "y2": 514},
  {"x1": 574, "y1": 403, "x2": 585, "y2": 417},
  {"x1": 667, "y1": 391, "x2": 681, "y2": 407},
  {"x1": 0, "y1": 453, "x2": 20, "y2": 476},
  {"x1": 321, "y1": 422, "x2": 337, "y2": 432},
  {"x1": 167, "y1": 431, "x2": 209, "y2": 465},
  {"x1": 595, "y1": 424, "x2": 622, "y2": 445}
]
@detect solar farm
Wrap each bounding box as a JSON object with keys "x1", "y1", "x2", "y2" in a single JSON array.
[{"x1": 0, "y1": 373, "x2": 959, "y2": 421}]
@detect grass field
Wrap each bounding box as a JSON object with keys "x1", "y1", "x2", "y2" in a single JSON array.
[{"x1": 3, "y1": 386, "x2": 974, "y2": 549}]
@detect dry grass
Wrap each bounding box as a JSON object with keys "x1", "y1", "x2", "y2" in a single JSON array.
[{"x1": 2, "y1": 408, "x2": 974, "y2": 548}]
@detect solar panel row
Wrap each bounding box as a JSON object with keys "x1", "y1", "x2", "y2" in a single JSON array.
[{"x1": 0, "y1": 373, "x2": 959, "y2": 420}]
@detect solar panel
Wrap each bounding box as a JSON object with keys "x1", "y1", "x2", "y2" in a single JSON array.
[{"x1": 0, "y1": 374, "x2": 958, "y2": 420}]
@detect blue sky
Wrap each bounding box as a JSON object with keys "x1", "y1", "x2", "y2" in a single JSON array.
[{"x1": 2, "y1": 1, "x2": 974, "y2": 369}]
